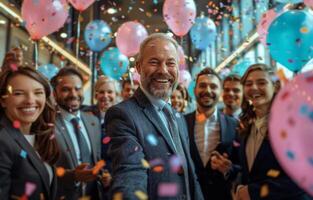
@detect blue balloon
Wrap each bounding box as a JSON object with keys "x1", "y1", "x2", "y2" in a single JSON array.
[
  {"x1": 84, "y1": 20, "x2": 112, "y2": 52},
  {"x1": 187, "y1": 80, "x2": 196, "y2": 100},
  {"x1": 267, "y1": 10, "x2": 313, "y2": 72},
  {"x1": 100, "y1": 47, "x2": 129, "y2": 80},
  {"x1": 232, "y1": 59, "x2": 253, "y2": 76},
  {"x1": 190, "y1": 16, "x2": 217, "y2": 50},
  {"x1": 37, "y1": 64, "x2": 59, "y2": 80}
]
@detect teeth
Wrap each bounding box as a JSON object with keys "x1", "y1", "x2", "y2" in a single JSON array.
[
  {"x1": 155, "y1": 79, "x2": 168, "y2": 83},
  {"x1": 21, "y1": 107, "x2": 36, "y2": 112}
]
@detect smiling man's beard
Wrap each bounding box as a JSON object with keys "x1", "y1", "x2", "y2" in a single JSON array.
[
  {"x1": 196, "y1": 92, "x2": 217, "y2": 109},
  {"x1": 141, "y1": 73, "x2": 177, "y2": 100},
  {"x1": 56, "y1": 96, "x2": 83, "y2": 113}
]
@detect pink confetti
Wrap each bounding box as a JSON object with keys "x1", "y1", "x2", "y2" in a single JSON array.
[
  {"x1": 232, "y1": 140, "x2": 240, "y2": 147},
  {"x1": 158, "y1": 182, "x2": 178, "y2": 197},
  {"x1": 13, "y1": 120, "x2": 21, "y2": 129},
  {"x1": 169, "y1": 155, "x2": 183, "y2": 173},
  {"x1": 102, "y1": 136, "x2": 111, "y2": 144},
  {"x1": 10, "y1": 63, "x2": 18, "y2": 71},
  {"x1": 25, "y1": 182, "x2": 36, "y2": 196}
]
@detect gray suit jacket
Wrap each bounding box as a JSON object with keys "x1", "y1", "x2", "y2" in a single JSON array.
[
  {"x1": 105, "y1": 88, "x2": 204, "y2": 200},
  {"x1": 0, "y1": 115, "x2": 57, "y2": 200},
  {"x1": 54, "y1": 111, "x2": 101, "y2": 200}
]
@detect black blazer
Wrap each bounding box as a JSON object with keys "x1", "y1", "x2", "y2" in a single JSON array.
[
  {"x1": 184, "y1": 111, "x2": 239, "y2": 200},
  {"x1": 105, "y1": 88, "x2": 204, "y2": 200},
  {"x1": 0, "y1": 116, "x2": 57, "y2": 200},
  {"x1": 239, "y1": 131, "x2": 312, "y2": 200}
]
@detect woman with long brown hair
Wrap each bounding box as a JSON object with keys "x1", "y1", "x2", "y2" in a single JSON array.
[
  {"x1": 0, "y1": 67, "x2": 59, "y2": 199},
  {"x1": 235, "y1": 64, "x2": 311, "y2": 200}
]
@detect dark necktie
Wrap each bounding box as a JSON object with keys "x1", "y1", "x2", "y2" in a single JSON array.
[
  {"x1": 162, "y1": 104, "x2": 191, "y2": 199},
  {"x1": 71, "y1": 117, "x2": 92, "y2": 164}
]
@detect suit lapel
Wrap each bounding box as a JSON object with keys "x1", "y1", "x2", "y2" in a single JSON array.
[
  {"x1": 143, "y1": 107, "x2": 177, "y2": 153},
  {"x1": 81, "y1": 112, "x2": 99, "y2": 163},
  {"x1": 56, "y1": 115, "x2": 78, "y2": 166},
  {"x1": 134, "y1": 89, "x2": 176, "y2": 153},
  {"x1": 218, "y1": 112, "x2": 227, "y2": 143},
  {"x1": 4, "y1": 123, "x2": 50, "y2": 198}
]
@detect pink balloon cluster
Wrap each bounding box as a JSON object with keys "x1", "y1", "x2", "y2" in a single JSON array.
[
  {"x1": 257, "y1": 9, "x2": 278, "y2": 46},
  {"x1": 269, "y1": 70, "x2": 313, "y2": 196},
  {"x1": 21, "y1": 0, "x2": 68, "y2": 40},
  {"x1": 163, "y1": 0, "x2": 197, "y2": 36},
  {"x1": 304, "y1": 0, "x2": 313, "y2": 7},
  {"x1": 116, "y1": 21, "x2": 148, "y2": 57},
  {"x1": 68, "y1": 0, "x2": 95, "y2": 12}
]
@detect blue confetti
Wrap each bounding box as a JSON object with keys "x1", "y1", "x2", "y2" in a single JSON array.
[
  {"x1": 20, "y1": 150, "x2": 27, "y2": 158},
  {"x1": 286, "y1": 150, "x2": 295, "y2": 160},
  {"x1": 308, "y1": 157, "x2": 313, "y2": 166},
  {"x1": 299, "y1": 104, "x2": 309, "y2": 115},
  {"x1": 146, "y1": 134, "x2": 158, "y2": 146}
]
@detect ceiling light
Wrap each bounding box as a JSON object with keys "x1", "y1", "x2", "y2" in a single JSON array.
[
  {"x1": 107, "y1": 8, "x2": 117, "y2": 14},
  {"x1": 0, "y1": 20, "x2": 6, "y2": 25},
  {"x1": 60, "y1": 32, "x2": 67, "y2": 38},
  {"x1": 129, "y1": 57, "x2": 135, "y2": 62}
]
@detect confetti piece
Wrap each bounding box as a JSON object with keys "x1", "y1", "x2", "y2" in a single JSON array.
[
  {"x1": 102, "y1": 136, "x2": 111, "y2": 144},
  {"x1": 196, "y1": 113, "x2": 206, "y2": 122},
  {"x1": 25, "y1": 182, "x2": 36, "y2": 196},
  {"x1": 49, "y1": 134, "x2": 55, "y2": 140},
  {"x1": 141, "y1": 159, "x2": 150, "y2": 168},
  {"x1": 308, "y1": 157, "x2": 313, "y2": 166},
  {"x1": 92, "y1": 160, "x2": 106, "y2": 175},
  {"x1": 286, "y1": 150, "x2": 295, "y2": 160},
  {"x1": 158, "y1": 182, "x2": 178, "y2": 197},
  {"x1": 152, "y1": 165, "x2": 164, "y2": 173},
  {"x1": 280, "y1": 130, "x2": 287, "y2": 139},
  {"x1": 232, "y1": 140, "x2": 240, "y2": 147},
  {"x1": 299, "y1": 104, "x2": 309, "y2": 115},
  {"x1": 20, "y1": 150, "x2": 27, "y2": 159},
  {"x1": 267, "y1": 169, "x2": 280, "y2": 178},
  {"x1": 134, "y1": 190, "x2": 148, "y2": 200},
  {"x1": 169, "y1": 155, "x2": 183, "y2": 173},
  {"x1": 56, "y1": 167, "x2": 65, "y2": 177},
  {"x1": 10, "y1": 63, "x2": 18, "y2": 71},
  {"x1": 13, "y1": 120, "x2": 21, "y2": 129},
  {"x1": 78, "y1": 196, "x2": 90, "y2": 200},
  {"x1": 146, "y1": 134, "x2": 158, "y2": 146},
  {"x1": 260, "y1": 184, "x2": 269, "y2": 197},
  {"x1": 300, "y1": 27, "x2": 309, "y2": 33},
  {"x1": 112, "y1": 192, "x2": 123, "y2": 200}
]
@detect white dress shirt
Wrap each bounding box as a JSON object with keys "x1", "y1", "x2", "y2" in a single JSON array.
[{"x1": 194, "y1": 109, "x2": 220, "y2": 166}]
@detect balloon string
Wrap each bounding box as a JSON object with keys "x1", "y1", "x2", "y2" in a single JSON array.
[
  {"x1": 34, "y1": 41, "x2": 39, "y2": 70},
  {"x1": 128, "y1": 66, "x2": 134, "y2": 87},
  {"x1": 76, "y1": 12, "x2": 81, "y2": 58}
]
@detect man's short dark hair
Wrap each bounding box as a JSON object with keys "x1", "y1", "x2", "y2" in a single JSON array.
[
  {"x1": 121, "y1": 79, "x2": 139, "y2": 89},
  {"x1": 222, "y1": 74, "x2": 241, "y2": 88},
  {"x1": 50, "y1": 66, "x2": 84, "y2": 90},
  {"x1": 195, "y1": 67, "x2": 222, "y2": 85}
]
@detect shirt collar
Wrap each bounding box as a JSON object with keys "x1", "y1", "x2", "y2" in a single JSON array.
[
  {"x1": 140, "y1": 85, "x2": 167, "y2": 111},
  {"x1": 59, "y1": 108, "x2": 81, "y2": 122}
]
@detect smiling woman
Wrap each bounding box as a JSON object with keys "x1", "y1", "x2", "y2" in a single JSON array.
[{"x1": 0, "y1": 67, "x2": 59, "y2": 200}]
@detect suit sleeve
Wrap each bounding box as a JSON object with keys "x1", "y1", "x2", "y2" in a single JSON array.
[
  {"x1": 105, "y1": 106, "x2": 147, "y2": 200},
  {"x1": 0, "y1": 135, "x2": 13, "y2": 199}
]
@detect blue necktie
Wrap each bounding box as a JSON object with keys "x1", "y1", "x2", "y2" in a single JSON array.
[{"x1": 71, "y1": 117, "x2": 92, "y2": 164}]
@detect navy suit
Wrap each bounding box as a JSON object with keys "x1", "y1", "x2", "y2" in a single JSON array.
[
  {"x1": 0, "y1": 116, "x2": 57, "y2": 200},
  {"x1": 239, "y1": 131, "x2": 312, "y2": 200},
  {"x1": 105, "y1": 88, "x2": 204, "y2": 200},
  {"x1": 184, "y1": 111, "x2": 239, "y2": 200}
]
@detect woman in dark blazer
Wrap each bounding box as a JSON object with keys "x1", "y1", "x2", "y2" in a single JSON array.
[
  {"x1": 0, "y1": 67, "x2": 59, "y2": 200},
  {"x1": 235, "y1": 64, "x2": 312, "y2": 200}
]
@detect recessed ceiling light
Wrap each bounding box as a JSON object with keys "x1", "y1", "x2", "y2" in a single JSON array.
[
  {"x1": 0, "y1": 20, "x2": 6, "y2": 25},
  {"x1": 129, "y1": 57, "x2": 135, "y2": 62}
]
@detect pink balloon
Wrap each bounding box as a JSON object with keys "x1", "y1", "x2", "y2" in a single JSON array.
[
  {"x1": 163, "y1": 0, "x2": 196, "y2": 36},
  {"x1": 179, "y1": 70, "x2": 192, "y2": 88},
  {"x1": 269, "y1": 70, "x2": 313, "y2": 196},
  {"x1": 68, "y1": 0, "x2": 95, "y2": 12},
  {"x1": 304, "y1": 0, "x2": 313, "y2": 7},
  {"x1": 116, "y1": 21, "x2": 148, "y2": 57},
  {"x1": 21, "y1": 0, "x2": 68, "y2": 40},
  {"x1": 178, "y1": 45, "x2": 186, "y2": 70},
  {"x1": 257, "y1": 9, "x2": 278, "y2": 46}
]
